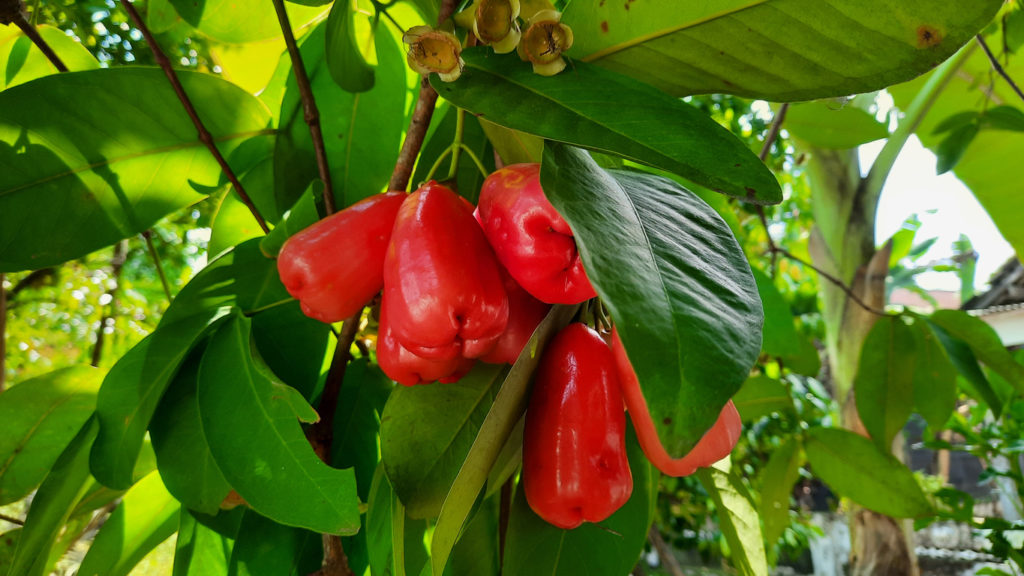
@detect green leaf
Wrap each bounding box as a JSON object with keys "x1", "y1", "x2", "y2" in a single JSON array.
[
  {"x1": 381, "y1": 364, "x2": 504, "y2": 519},
  {"x1": 562, "y1": 0, "x2": 1002, "y2": 100},
  {"x1": 697, "y1": 458, "x2": 768, "y2": 576},
  {"x1": 275, "y1": 20, "x2": 406, "y2": 211},
  {"x1": 173, "y1": 509, "x2": 241, "y2": 576},
  {"x1": 227, "y1": 511, "x2": 323, "y2": 576},
  {"x1": 331, "y1": 360, "x2": 392, "y2": 501},
  {"x1": 432, "y1": 51, "x2": 781, "y2": 205},
  {"x1": 783, "y1": 100, "x2": 889, "y2": 149},
  {"x1": 366, "y1": 466, "x2": 429, "y2": 576},
  {"x1": 502, "y1": 424, "x2": 656, "y2": 576},
  {"x1": 541, "y1": 143, "x2": 762, "y2": 457},
  {"x1": 431, "y1": 304, "x2": 580, "y2": 576},
  {"x1": 0, "y1": 528, "x2": 20, "y2": 569},
  {"x1": 149, "y1": 345, "x2": 233, "y2": 515},
  {"x1": 0, "y1": 68, "x2": 273, "y2": 272},
  {"x1": 733, "y1": 375, "x2": 793, "y2": 422},
  {"x1": 0, "y1": 25, "x2": 98, "y2": 90},
  {"x1": 478, "y1": 119, "x2": 543, "y2": 166},
  {"x1": 758, "y1": 436, "x2": 803, "y2": 553},
  {"x1": 930, "y1": 310, "x2": 1024, "y2": 395},
  {"x1": 77, "y1": 470, "x2": 179, "y2": 576},
  {"x1": 927, "y1": 320, "x2": 1002, "y2": 413},
  {"x1": 753, "y1": 268, "x2": 800, "y2": 359},
  {"x1": 259, "y1": 181, "x2": 324, "y2": 258},
  {"x1": 935, "y1": 122, "x2": 978, "y2": 174},
  {"x1": 168, "y1": 0, "x2": 326, "y2": 43},
  {"x1": 805, "y1": 427, "x2": 932, "y2": 518},
  {"x1": 198, "y1": 313, "x2": 360, "y2": 535},
  {"x1": 251, "y1": 301, "x2": 332, "y2": 401},
  {"x1": 326, "y1": 0, "x2": 375, "y2": 92},
  {"x1": 447, "y1": 495, "x2": 500, "y2": 576},
  {"x1": 911, "y1": 321, "x2": 957, "y2": 429},
  {"x1": 854, "y1": 316, "x2": 917, "y2": 452},
  {"x1": 0, "y1": 366, "x2": 103, "y2": 504},
  {"x1": 8, "y1": 418, "x2": 97, "y2": 576},
  {"x1": 982, "y1": 105, "x2": 1024, "y2": 132}
]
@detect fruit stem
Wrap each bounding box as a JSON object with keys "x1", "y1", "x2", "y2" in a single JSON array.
[{"x1": 446, "y1": 107, "x2": 467, "y2": 179}]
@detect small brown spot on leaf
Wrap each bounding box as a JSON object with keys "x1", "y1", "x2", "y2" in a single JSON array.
[
  {"x1": 917, "y1": 25, "x2": 942, "y2": 48},
  {"x1": 734, "y1": 163, "x2": 741, "y2": 167},
  {"x1": 600, "y1": 21, "x2": 609, "y2": 33},
  {"x1": 745, "y1": 187, "x2": 758, "y2": 200},
  {"x1": 662, "y1": 417, "x2": 672, "y2": 426}
]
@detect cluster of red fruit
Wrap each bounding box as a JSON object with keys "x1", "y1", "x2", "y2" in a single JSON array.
[{"x1": 276, "y1": 163, "x2": 741, "y2": 530}]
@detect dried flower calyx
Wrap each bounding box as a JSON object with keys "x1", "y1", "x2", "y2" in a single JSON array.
[
  {"x1": 403, "y1": 26, "x2": 465, "y2": 82},
  {"x1": 517, "y1": 10, "x2": 573, "y2": 76},
  {"x1": 472, "y1": 0, "x2": 521, "y2": 54}
]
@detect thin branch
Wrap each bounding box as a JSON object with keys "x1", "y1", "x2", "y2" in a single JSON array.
[
  {"x1": 759, "y1": 102, "x2": 788, "y2": 162},
  {"x1": 273, "y1": 0, "x2": 336, "y2": 215},
  {"x1": 91, "y1": 241, "x2": 128, "y2": 367},
  {"x1": 648, "y1": 525, "x2": 684, "y2": 576},
  {"x1": 774, "y1": 246, "x2": 887, "y2": 316},
  {"x1": 142, "y1": 230, "x2": 172, "y2": 301},
  {"x1": 10, "y1": 9, "x2": 68, "y2": 72},
  {"x1": 119, "y1": 0, "x2": 270, "y2": 233},
  {"x1": 976, "y1": 34, "x2": 1024, "y2": 105},
  {"x1": 0, "y1": 273, "x2": 6, "y2": 393},
  {"x1": 390, "y1": 78, "x2": 440, "y2": 192},
  {"x1": 0, "y1": 512, "x2": 24, "y2": 526}
]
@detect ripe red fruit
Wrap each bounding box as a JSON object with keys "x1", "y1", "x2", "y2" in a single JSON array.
[
  {"x1": 476, "y1": 163, "x2": 596, "y2": 304},
  {"x1": 479, "y1": 268, "x2": 550, "y2": 365},
  {"x1": 383, "y1": 181, "x2": 509, "y2": 360},
  {"x1": 523, "y1": 323, "x2": 632, "y2": 529},
  {"x1": 277, "y1": 191, "x2": 406, "y2": 323},
  {"x1": 377, "y1": 297, "x2": 474, "y2": 386},
  {"x1": 611, "y1": 329, "x2": 741, "y2": 477}
]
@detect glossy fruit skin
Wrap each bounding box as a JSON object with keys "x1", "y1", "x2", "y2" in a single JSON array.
[
  {"x1": 383, "y1": 181, "x2": 509, "y2": 360},
  {"x1": 523, "y1": 323, "x2": 632, "y2": 529},
  {"x1": 377, "y1": 296, "x2": 473, "y2": 386},
  {"x1": 611, "y1": 329, "x2": 741, "y2": 477},
  {"x1": 476, "y1": 163, "x2": 596, "y2": 304},
  {"x1": 277, "y1": 191, "x2": 407, "y2": 323},
  {"x1": 479, "y1": 267, "x2": 550, "y2": 365}
]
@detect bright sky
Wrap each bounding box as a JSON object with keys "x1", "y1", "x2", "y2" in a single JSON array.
[{"x1": 860, "y1": 136, "x2": 1015, "y2": 293}]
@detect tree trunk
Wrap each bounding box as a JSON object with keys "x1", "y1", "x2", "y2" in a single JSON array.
[{"x1": 805, "y1": 147, "x2": 918, "y2": 576}]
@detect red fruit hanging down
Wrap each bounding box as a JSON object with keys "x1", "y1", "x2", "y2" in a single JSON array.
[
  {"x1": 377, "y1": 296, "x2": 474, "y2": 386},
  {"x1": 476, "y1": 163, "x2": 596, "y2": 304},
  {"x1": 383, "y1": 181, "x2": 509, "y2": 360},
  {"x1": 479, "y1": 268, "x2": 551, "y2": 365},
  {"x1": 610, "y1": 328, "x2": 741, "y2": 477},
  {"x1": 523, "y1": 323, "x2": 632, "y2": 530},
  {"x1": 277, "y1": 191, "x2": 407, "y2": 323}
]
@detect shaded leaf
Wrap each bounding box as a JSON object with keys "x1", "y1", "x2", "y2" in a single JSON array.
[
  {"x1": 911, "y1": 321, "x2": 957, "y2": 429},
  {"x1": 173, "y1": 509, "x2": 242, "y2": 576},
  {"x1": 0, "y1": 25, "x2": 98, "y2": 89},
  {"x1": 697, "y1": 459, "x2": 768, "y2": 576},
  {"x1": 854, "y1": 316, "x2": 917, "y2": 452},
  {"x1": 759, "y1": 436, "x2": 803, "y2": 553},
  {"x1": 805, "y1": 427, "x2": 932, "y2": 518},
  {"x1": 432, "y1": 51, "x2": 781, "y2": 204},
  {"x1": 541, "y1": 143, "x2": 762, "y2": 457},
  {"x1": 930, "y1": 310, "x2": 1024, "y2": 395},
  {"x1": 927, "y1": 320, "x2": 1002, "y2": 414},
  {"x1": 331, "y1": 360, "x2": 392, "y2": 502},
  {"x1": 935, "y1": 123, "x2": 978, "y2": 174},
  {"x1": 227, "y1": 511, "x2": 322, "y2": 576},
  {"x1": 733, "y1": 375, "x2": 793, "y2": 422},
  {"x1": 753, "y1": 267, "x2": 799, "y2": 359},
  {"x1": 326, "y1": 0, "x2": 375, "y2": 92},
  {"x1": 784, "y1": 100, "x2": 889, "y2": 149},
  {"x1": 0, "y1": 366, "x2": 103, "y2": 504}
]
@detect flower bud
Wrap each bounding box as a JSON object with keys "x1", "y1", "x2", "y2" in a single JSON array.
[
  {"x1": 517, "y1": 10, "x2": 573, "y2": 76},
  {"x1": 403, "y1": 26, "x2": 465, "y2": 82},
  {"x1": 473, "y1": 0, "x2": 521, "y2": 54}
]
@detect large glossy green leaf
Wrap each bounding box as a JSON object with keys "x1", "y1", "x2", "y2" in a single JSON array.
[
  {"x1": 563, "y1": 0, "x2": 1002, "y2": 100},
  {"x1": 77, "y1": 470, "x2": 179, "y2": 576},
  {"x1": 326, "y1": 0, "x2": 375, "y2": 92},
  {"x1": 149, "y1": 346, "x2": 233, "y2": 515},
  {"x1": 0, "y1": 25, "x2": 98, "y2": 90},
  {"x1": 7, "y1": 419, "x2": 97, "y2": 576},
  {"x1": 697, "y1": 459, "x2": 768, "y2": 576},
  {"x1": 805, "y1": 427, "x2": 932, "y2": 518},
  {"x1": 381, "y1": 364, "x2": 504, "y2": 519},
  {"x1": 430, "y1": 304, "x2": 579, "y2": 576},
  {"x1": 930, "y1": 310, "x2": 1024, "y2": 395},
  {"x1": 227, "y1": 511, "x2": 322, "y2": 576},
  {"x1": 92, "y1": 239, "x2": 288, "y2": 488},
  {"x1": 854, "y1": 316, "x2": 917, "y2": 452},
  {"x1": 198, "y1": 313, "x2": 360, "y2": 535},
  {"x1": 331, "y1": 360, "x2": 392, "y2": 501},
  {"x1": 783, "y1": 100, "x2": 889, "y2": 149},
  {"x1": 502, "y1": 425, "x2": 655, "y2": 576},
  {"x1": 275, "y1": 21, "x2": 406, "y2": 212},
  {"x1": 432, "y1": 51, "x2": 780, "y2": 204},
  {"x1": 173, "y1": 509, "x2": 241, "y2": 576},
  {"x1": 0, "y1": 68, "x2": 272, "y2": 272},
  {"x1": 759, "y1": 436, "x2": 803, "y2": 554},
  {"x1": 911, "y1": 321, "x2": 957, "y2": 430},
  {"x1": 541, "y1": 143, "x2": 762, "y2": 457},
  {"x1": 889, "y1": 39, "x2": 1024, "y2": 261},
  {"x1": 732, "y1": 375, "x2": 793, "y2": 422},
  {"x1": 167, "y1": 0, "x2": 325, "y2": 43},
  {"x1": 0, "y1": 366, "x2": 103, "y2": 504}
]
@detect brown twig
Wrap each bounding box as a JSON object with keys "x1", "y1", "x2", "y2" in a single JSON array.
[
  {"x1": 119, "y1": 0, "x2": 270, "y2": 233},
  {"x1": 142, "y1": 230, "x2": 172, "y2": 301},
  {"x1": 0, "y1": 273, "x2": 6, "y2": 393},
  {"x1": 756, "y1": 103, "x2": 788, "y2": 275},
  {"x1": 91, "y1": 241, "x2": 128, "y2": 367},
  {"x1": 976, "y1": 34, "x2": 1024, "y2": 105},
  {"x1": 8, "y1": 7, "x2": 68, "y2": 72},
  {"x1": 648, "y1": 525, "x2": 684, "y2": 576},
  {"x1": 0, "y1": 512, "x2": 24, "y2": 526},
  {"x1": 272, "y1": 0, "x2": 336, "y2": 215},
  {"x1": 775, "y1": 246, "x2": 887, "y2": 316}
]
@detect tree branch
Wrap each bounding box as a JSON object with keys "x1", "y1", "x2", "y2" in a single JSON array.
[
  {"x1": 5, "y1": 4, "x2": 68, "y2": 72},
  {"x1": 0, "y1": 512, "x2": 24, "y2": 526},
  {"x1": 0, "y1": 273, "x2": 6, "y2": 393},
  {"x1": 272, "y1": 0, "x2": 336, "y2": 215},
  {"x1": 647, "y1": 525, "x2": 684, "y2": 576},
  {"x1": 976, "y1": 34, "x2": 1024, "y2": 105},
  {"x1": 142, "y1": 230, "x2": 173, "y2": 301},
  {"x1": 91, "y1": 241, "x2": 128, "y2": 367},
  {"x1": 119, "y1": 0, "x2": 270, "y2": 233},
  {"x1": 756, "y1": 103, "x2": 788, "y2": 274}
]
